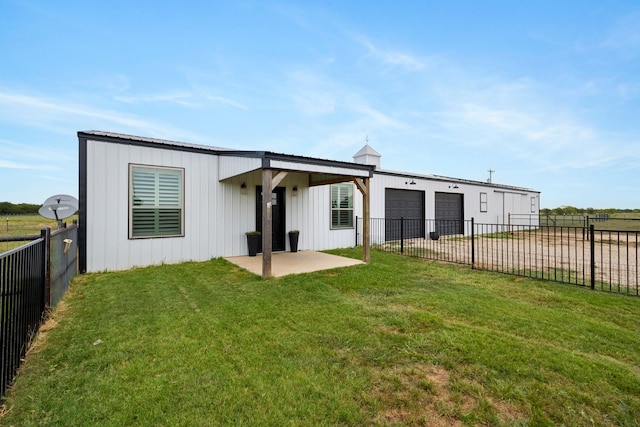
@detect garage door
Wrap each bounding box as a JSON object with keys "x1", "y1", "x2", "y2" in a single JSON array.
[
  {"x1": 385, "y1": 189, "x2": 425, "y2": 241},
  {"x1": 435, "y1": 192, "x2": 464, "y2": 236}
]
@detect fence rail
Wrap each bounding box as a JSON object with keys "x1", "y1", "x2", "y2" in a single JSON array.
[
  {"x1": 0, "y1": 223, "x2": 77, "y2": 400},
  {"x1": 357, "y1": 217, "x2": 639, "y2": 296},
  {"x1": 511, "y1": 213, "x2": 640, "y2": 231}
]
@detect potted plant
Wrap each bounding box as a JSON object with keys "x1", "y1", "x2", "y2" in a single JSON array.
[
  {"x1": 246, "y1": 231, "x2": 261, "y2": 256},
  {"x1": 288, "y1": 230, "x2": 300, "y2": 252}
]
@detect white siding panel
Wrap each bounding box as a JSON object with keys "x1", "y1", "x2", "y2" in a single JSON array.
[
  {"x1": 86, "y1": 140, "x2": 223, "y2": 272},
  {"x1": 306, "y1": 185, "x2": 358, "y2": 251},
  {"x1": 354, "y1": 173, "x2": 540, "y2": 237},
  {"x1": 218, "y1": 156, "x2": 262, "y2": 180},
  {"x1": 86, "y1": 138, "x2": 539, "y2": 271}
]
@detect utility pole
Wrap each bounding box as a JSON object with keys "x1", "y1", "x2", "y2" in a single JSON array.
[{"x1": 487, "y1": 169, "x2": 495, "y2": 183}]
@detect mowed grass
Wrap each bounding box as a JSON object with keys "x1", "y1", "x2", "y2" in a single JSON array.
[
  {"x1": 595, "y1": 213, "x2": 640, "y2": 232},
  {"x1": 2, "y1": 249, "x2": 640, "y2": 426}
]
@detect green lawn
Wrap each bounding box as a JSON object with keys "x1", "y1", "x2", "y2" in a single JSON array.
[{"x1": 2, "y1": 248, "x2": 640, "y2": 426}]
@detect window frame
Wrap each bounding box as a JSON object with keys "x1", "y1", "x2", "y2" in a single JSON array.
[
  {"x1": 129, "y1": 164, "x2": 185, "y2": 239},
  {"x1": 480, "y1": 192, "x2": 488, "y2": 213},
  {"x1": 531, "y1": 196, "x2": 537, "y2": 213},
  {"x1": 330, "y1": 183, "x2": 354, "y2": 229}
]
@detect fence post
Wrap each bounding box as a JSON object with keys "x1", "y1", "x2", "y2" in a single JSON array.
[
  {"x1": 590, "y1": 224, "x2": 595, "y2": 290},
  {"x1": 400, "y1": 217, "x2": 404, "y2": 254},
  {"x1": 584, "y1": 215, "x2": 589, "y2": 240},
  {"x1": 471, "y1": 217, "x2": 475, "y2": 269},
  {"x1": 41, "y1": 227, "x2": 51, "y2": 309}
]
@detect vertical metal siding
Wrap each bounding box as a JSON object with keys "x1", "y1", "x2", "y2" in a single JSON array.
[
  {"x1": 86, "y1": 140, "x2": 224, "y2": 272},
  {"x1": 85, "y1": 139, "x2": 538, "y2": 271}
]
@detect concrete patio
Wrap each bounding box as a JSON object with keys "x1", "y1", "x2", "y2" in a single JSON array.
[{"x1": 225, "y1": 250, "x2": 363, "y2": 277}]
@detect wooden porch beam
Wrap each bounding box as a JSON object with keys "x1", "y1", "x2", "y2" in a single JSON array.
[
  {"x1": 352, "y1": 177, "x2": 367, "y2": 196},
  {"x1": 309, "y1": 176, "x2": 358, "y2": 187},
  {"x1": 272, "y1": 170, "x2": 288, "y2": 188}
]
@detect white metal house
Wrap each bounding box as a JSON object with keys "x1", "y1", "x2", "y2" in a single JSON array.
[{"x1": 78, "y1": 131, "x2": 540, "y2": 275}]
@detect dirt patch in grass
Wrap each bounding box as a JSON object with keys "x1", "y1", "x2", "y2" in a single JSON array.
[
  {"x1": 24, "y1": 293, "x2": 76, "y2": 359},
  {"x1": 371, "y1": 363, "x2": 527, "y2": 426}
]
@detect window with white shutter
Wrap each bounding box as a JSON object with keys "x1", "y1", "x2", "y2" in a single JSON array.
[
  {"x1": 330, "y1": 184, "x2": 353, "y2": 229},
  {"x1": 129, "y1": 165, "x2": 184, "y2": 238}
]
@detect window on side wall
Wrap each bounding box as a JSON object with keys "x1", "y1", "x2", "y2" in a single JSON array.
[
  {"x1": 531, "y1": 196, "x2": 537, "y2": 213},
  {"x1": 480, "y1": 192, "x2": 488, "y2": 212},
  {"x1": 331, "y1": 183, "x2": 353, "y2": 229},
  {"x1": 129, "y1": 164, "x2": 184, "y2": 238}
]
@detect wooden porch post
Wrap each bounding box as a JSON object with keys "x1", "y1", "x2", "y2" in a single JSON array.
[
  {"x1": 262, "y1": 169, "x2": 273, "y2": 279},
  {"x1": 353, "y1": 177, "x2": 371, "y2": 264}
]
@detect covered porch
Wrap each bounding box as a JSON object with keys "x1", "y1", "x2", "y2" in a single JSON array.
[{"x1": 218, "y1": 150, "x2": 375, "y2": 279}]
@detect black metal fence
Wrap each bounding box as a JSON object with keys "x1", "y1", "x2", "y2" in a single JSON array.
[
  {"x1": 357, "y1": 217, "x2": 639, "y2": 296},
  {"x1": 0, "y1": 223, "x2": 77, "y2": 400},
  {"x1": 49, "y1": 226, "x2": 78, "y2": 307}
]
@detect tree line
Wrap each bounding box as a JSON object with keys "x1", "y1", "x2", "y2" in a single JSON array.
[
  {"x1": 0, "y1": 202, "x2": 41, "y2": 215},
  {"x1": 541, "y1": 207, "x2": 640, "y2": 215}
]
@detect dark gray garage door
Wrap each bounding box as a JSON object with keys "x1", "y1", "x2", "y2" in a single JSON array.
[
  {"x1": 435, "y1": 192, "x2": 464, "y2": 236},
  {"x1": 385, "y1": 189, "x2": 425, "y2": 241}
]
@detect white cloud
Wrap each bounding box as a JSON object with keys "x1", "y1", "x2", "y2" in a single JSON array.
[
  {"x1": 202, "y1": 94, "x2": 248, "y2": 110},
  {"x1": 114, "y1": 91, "x2": 199, "y2": 107},
  {"x1": 114, "y1": 90, "x2": 248, "y2": 110},
  {"x1": 0, "y1": 159, "x2": 60, "y2": 171},
  {"x1": 421, "y1": 71, "x2": 640, "y2": 173},
  {"x1": 352, "y1": 34, "x2": 426, "y2": 71},
  {"x1": 292, "y1": 91, "x2": 336, "y2": 115},
  {"x1": 0, "y1": 138, "x2": 73, "y2": 163},
  {"x1": 601, "y1": 11, "x2": 640, "y2": 55},
  {"x1": 0, "y1": 90, "x2": 204, "y2": 142}
]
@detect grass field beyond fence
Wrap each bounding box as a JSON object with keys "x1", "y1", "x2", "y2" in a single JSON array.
[
  {"x1": 0, "y1": 215, "x2": 77, "y2": 253},
  {"x1": 2, "y1": 249, "x2": 640, "y2": 426}
]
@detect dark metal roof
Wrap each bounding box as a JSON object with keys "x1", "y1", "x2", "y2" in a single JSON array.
[{"x1": 78, "y1": 130, "x2": 231, "y2": 152}]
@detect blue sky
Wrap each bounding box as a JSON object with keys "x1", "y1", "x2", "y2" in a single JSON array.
[{"x1": 1, "y1": 1, "x2": 639, "y2": 208}]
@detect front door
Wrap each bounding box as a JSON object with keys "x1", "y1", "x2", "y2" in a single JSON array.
[{"x1": 256, "y1": 186, "x2": 286, "y2": 252}]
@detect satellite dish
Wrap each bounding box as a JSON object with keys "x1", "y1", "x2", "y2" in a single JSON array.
[
  {"x1": 39, "y1": 204, "x2": 77, "y2": 220},
  {"x1": 39, "y1": 194, "x2": 78, "y2": 223},
  {"x1": 43, "y1": 194, "x2": 79, "y2": 211}
]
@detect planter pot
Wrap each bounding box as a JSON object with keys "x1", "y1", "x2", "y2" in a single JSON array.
[
  {"x1": 288, "y1": 231, "x2": 299, "y2": 252},
  {"x1": 429, "y1": 231, "x2": 440, "y2": 241},
  {"x1": 246, "y1": 233, "x2": 261, "y2": 256}
]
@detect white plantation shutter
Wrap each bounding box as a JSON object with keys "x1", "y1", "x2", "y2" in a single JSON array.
[
  {"x1": 330, "y1": 183, "x2": 353, "y2": 229},
  {"x1": 130, "y1": 165, "x2": 184, "y2": 238}
]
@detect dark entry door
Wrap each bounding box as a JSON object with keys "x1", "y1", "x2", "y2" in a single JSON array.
[
  {"x1": 256, "y1": 186, "x2": 286, "y2": 252},
  {"x1": 435, "y1": 192, "x2": 464, "y2": 235}
]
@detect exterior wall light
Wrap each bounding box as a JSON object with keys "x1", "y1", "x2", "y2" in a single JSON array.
[
  {"x1": 292, "y1": 185, "x2": 298, "y2": 197},
  {"x1": 240, "y1": 182, "x2": 248, "y2": 195}
]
